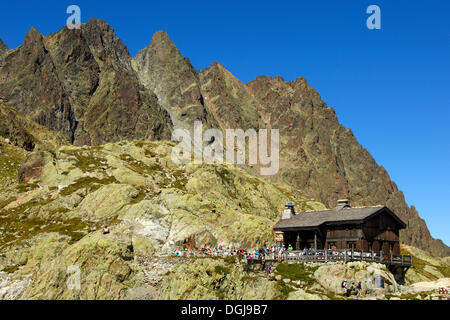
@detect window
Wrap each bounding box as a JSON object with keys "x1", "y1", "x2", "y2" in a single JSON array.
[
  {"x1": 347, "y1": 241, "x2": 356, "y2": 250},
  {"x1": 328, "y1": 242, "x2": 336, "y2": 249}
]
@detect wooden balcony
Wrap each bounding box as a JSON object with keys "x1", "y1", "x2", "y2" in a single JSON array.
[{"x1": 250, "y1": 249, "x2": 413, "y2": 267}]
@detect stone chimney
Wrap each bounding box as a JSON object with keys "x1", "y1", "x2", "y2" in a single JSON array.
[
  {"x1": 281, "y1": 201, "x2": 295, "y2": 220},
  {"x1": 335, "y1": 199, "x2": 351, "y2": 210}
]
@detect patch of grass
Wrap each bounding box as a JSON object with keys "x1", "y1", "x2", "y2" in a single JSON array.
[
  {"x1": 60, "y1": 149, "x2": 107, "y2": 172},
  {"x1": 1, "y1": 264, "x2": 19, "y2": 273},
  {"x1": 0, "y1": 212, "x2": 114, "y2": 249},
  {"x1": 214, "y1": 166, "x2": 238, "y2": 199},
  {"x1": 16, "y1": 182, "x2": 39, "y2": 193},
  {"x1": 59, "y1": 176, "x2": 118, "y2": 196},
  {"x1": 273, "y1": 280, "x2": 295, "y2": 300},
  {"x1": 128, "y1": 191, "x2": 146, "y2": 205},
  {"x1": 126, "y1": 154, "x2": 163, "y2": 171},
  {"x1": 214, "y1": 265, "x2": 231, "y2": 275},
  {"x1": 0, "y1": 197, "x2": 17, "y2": 210},
  {"x1": 400, "y1": 248, "x2": 449, "y2": 280},
  {"x1": 3, "y1": 196, "x2": 53, "y2": 218},
  {"x1": 144, "y1": 149, "x2": 157, "y2": 157},
  {"x1": 274, "y1": 263, "x2": 316, "y2": 285},
  {"x1": 0, "y1": 143, "x2": 26, "y2": 183}
]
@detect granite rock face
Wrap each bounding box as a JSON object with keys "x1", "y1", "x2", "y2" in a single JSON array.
[
  {"x1": 132, "y1": 31, "x2": 216, "y2": 130},
  {"x1": 0, "y1": 20, "x2": 172, "y2": 145},
  {"x1": 0, "y1": 21, "x2": 447, "y2": 257},
  {"x1": 0, "y1": 38, "x2": 9, "y2": 67}
]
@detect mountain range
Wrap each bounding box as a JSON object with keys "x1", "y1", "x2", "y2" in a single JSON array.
[{"x1": 0, "y1": 18, "x2": 447, "y2": 257}]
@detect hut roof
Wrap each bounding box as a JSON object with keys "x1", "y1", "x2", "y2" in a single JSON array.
[{"x1": 273, "y1": 206, "x2": 406, "y2": 231}]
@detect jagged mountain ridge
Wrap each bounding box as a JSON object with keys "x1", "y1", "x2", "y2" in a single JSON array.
[
  {"x1": 0, "y1": 19, "x2": 447, "y2": 257},
  {"x1": 0, "y1": 20, "x2": 172, "y2": 145}
]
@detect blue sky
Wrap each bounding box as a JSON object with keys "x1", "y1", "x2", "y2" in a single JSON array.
[{"x1": 1, "y1": 1, "x2": 449, "y2": 245}]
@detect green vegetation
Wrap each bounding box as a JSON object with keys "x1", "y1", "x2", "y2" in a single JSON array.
[
  {"x1": 0, "y1": 197, "x2": 17, "y2": 210},
  {"x1": 16, "y1": 182, "x2": 39, "y2": 193},
  {"x1": 273, "y1": 280, "x2": 295, "y2": 300},
  {"x1": 214, "y1": 265, "x2": 231, "y2": 275},
  {"x1": 59, "y1": 176, "x2": 118, "y2": 196},
  {"x1": 401, "y1": 247, "x2": 450, "y2": 280},
  {"x1": 0, "y1": 143, "x2": 26, "y2": 185},
  {"x1": 274, "y1": 263, "x2": 317, "y2": 284},
  {"x1": 0, "y1": 214, "x2": 97, "y2": 249},
  {"x1": 1, "y1": 264, "x2": 20, "y2": 273},
  {"x1": 60, "y1": 148, "x2": 107, "y2": 172}
]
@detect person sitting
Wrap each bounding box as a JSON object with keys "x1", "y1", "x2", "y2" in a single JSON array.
[{"x1": 102, "y1": 226, "x2": 110, "y2": 234}]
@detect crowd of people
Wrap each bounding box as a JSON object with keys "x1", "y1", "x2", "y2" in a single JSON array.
[
  {"x1": 171, "y1": 244, "x2": 329, "y2": 261},
  {"x1": 172, "y1": 245, "x2": 288, "y2": 260},
  {"x1": 172, "y1": 245, "x2": 282, "y2": 280},
  {"x1": 341, "y1": 280, "x2": 363, "y2": 297}
]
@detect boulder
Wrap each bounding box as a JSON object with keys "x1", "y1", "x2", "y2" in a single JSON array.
[{"x1": 74, "y1": 183, "x2": 139, "y2": 221}]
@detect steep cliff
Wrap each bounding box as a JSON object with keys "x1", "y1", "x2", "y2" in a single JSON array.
[
  {"x1": 0, "y1": 38, "x2": 9, "y2": 67},
  {"x1": 0, "y1": 20, "x2": 172, "y2": 145}
]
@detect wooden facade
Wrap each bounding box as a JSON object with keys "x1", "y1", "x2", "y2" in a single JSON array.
[{"x1": 273, "y1": 200, "x2": 406, "y2": 255}]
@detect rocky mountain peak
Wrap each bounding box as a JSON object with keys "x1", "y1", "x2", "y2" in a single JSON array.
[
  {"x1": 132, "y1": 31, "x2": 212, "y2": 129},
  {"x1": 151, "y1": 30, "x2": 173, "y2": 46},
  {"x1": 81, "y1": 18, "x2": 131, "y2": 67},
  {"x1": 21, "y1": 27, "x2": 45, "y2": 56},
  {"x1": 23, "y1": 27, "x2": 42, "y2": 42},
  {"x1": 0, "y1": 38, "x2": 8, "y2": 52},
  {"x1": 0, "y1": 38, "x2": 9, "y2": 67}
]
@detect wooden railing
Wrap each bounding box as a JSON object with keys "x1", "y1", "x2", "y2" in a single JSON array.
[{"x1": 280, "y1": 249, "x2": 413, "y2": 267}]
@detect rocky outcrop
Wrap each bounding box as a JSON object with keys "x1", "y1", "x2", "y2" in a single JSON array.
[
  {"x1": 0, "y1": 38, "x2": 9, "y2": 67},
  {"x1": 159, "y1": 258, "x2": 279, "y2": 300},
  {"x1": 132, "y1": 31, "x2": 216, "y2": 130},
  {"x1": 0, "y1": 102, "x2": 68, "y2": 151},
  {"x1": 314, "y1": 261, "x2": 398, "y2": 295}
]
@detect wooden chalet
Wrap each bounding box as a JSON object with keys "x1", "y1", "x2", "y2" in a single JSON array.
[{"x1": 273, "y1": 199, "x2": 407, "y2": 255}]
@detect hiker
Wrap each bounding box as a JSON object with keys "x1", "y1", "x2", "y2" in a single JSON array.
[
  {"x1": 261, "y1": 255, "x2": 266, "y2": 271},
  {"x1": 348, "y1": 281, "x2": 356, "y2": 296},
  {"x1": 102, "y1": 226, "x2": 110, "y2": 234},
  {"x1": 356, "y1": 281, "x2": 363, "y2": 297},
  {"x1": 266, "y1": 265, "x2": 272, "y2": 280},
  {"x1": 341, "y1": 280, "x2": 348, "y2": 296}
]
